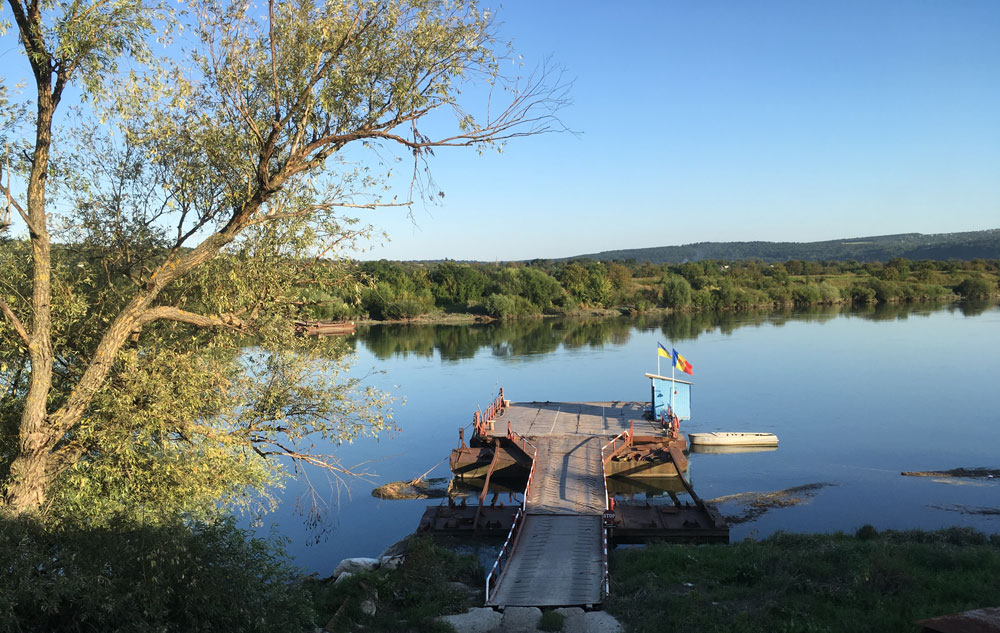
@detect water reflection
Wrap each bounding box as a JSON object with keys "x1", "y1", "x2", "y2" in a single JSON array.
[{"x1": 355, "y1": 301, "x2": 990, "y2": 361}]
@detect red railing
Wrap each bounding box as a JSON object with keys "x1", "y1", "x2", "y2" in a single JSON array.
[
  {"x1": 601, "y1": 421, "x2": 634, "y2": 467},
  {"x1": 473, "y1": 387, "x2": 506, "y2": 438}
]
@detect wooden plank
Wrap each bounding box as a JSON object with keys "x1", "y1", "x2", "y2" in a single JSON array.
[
  {"x1": 492, "y1": 401, "x2": 662, "y2": 438},
  {"x1": 526, "y1": 436, "x2": 605, "y2": 515}
]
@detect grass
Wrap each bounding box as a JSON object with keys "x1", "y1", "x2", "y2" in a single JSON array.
[
  {"x1": 538, "y1": 609, "x2": 565, "y2": 631},
  {"x1": 605, "y1": 527, "x2": 1000, "y2": 633},
  {"x1": 310, "y1": 535, "x2": 482, "y2": 632}
]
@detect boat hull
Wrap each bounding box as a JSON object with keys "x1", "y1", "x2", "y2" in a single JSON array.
[{"x1": 688, "y1": 432, "x2": 778, "y2": 447}]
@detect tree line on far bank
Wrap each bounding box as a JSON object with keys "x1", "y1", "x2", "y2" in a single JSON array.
[{"x1": 298, "y1": 257, "x2": 1000, "y2": 321}]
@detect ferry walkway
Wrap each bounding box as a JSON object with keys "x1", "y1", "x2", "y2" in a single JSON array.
[{"x1": 484, "y1": 401, "x2": 663, "y2": 608}]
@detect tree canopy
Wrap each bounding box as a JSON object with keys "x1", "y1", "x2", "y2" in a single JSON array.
[{"x1": 0, "y1": 0, "x2": 566, "y2": 520}]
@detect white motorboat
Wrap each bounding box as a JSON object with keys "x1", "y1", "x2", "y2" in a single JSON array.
[{"x1": 688, "y1": 432, "x2": 779, "y2": 447}]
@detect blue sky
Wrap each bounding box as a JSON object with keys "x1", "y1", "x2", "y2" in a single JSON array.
[
  {"x1": 371, "y1": 1, "x2": 1000, "y2": 261},
  {"x1": 3, "y1": 1, "x2": 998, "y2": 261}
]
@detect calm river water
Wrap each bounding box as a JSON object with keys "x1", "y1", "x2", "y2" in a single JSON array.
[{"x1": 249, "y1": 302, "x2": 1000, "y2": 574}]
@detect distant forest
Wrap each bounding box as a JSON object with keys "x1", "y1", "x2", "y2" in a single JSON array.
[
  {"x1": 300, "y1": 256, "x2": 1000, "y2": 321},
  {"x1": 567, "y1": 229, "x2": 1000, "y2": 264}
]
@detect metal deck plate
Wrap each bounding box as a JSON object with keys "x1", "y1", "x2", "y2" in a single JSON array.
[{"x1": 486, "y1": 515, "x2": 603, "y2": 607}]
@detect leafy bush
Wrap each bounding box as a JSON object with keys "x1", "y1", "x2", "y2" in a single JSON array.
[
  {"x1": 0, "y1": 514, "x2": 315, "y2": 633},
  {"x1": 817, "y1": 281, "x2": 840, "y2": 303},
  {"x1": 791, "y1": 283, "x2": 822, "y2": 305},
  {"x1": 690, "y1": 288, "x2": 715, "y2": 310},
  {"x1": 661, "y1": 275, "x2": 692, "y2": 309},
  {"x1": 384, "y1": 297, "x2": 432, "y2": 320},
  {"x1": 767, "y1": 284, "x2": 792, "y2": 303},
  {"x1": 362, "y1": 283, "x2": 433, "y2": 320},
  {"x1": 867, "y1": 279, "x2": 902, "y2": 303},
  {"x1": 314, "y1": 535, "x2": 482, "y2": 632},
  {"x1": 482, "y1": 293, "x2": 536, "y2": 318},
  {"x1": 957, "y1": 275, "x2": 992, "y2": 300},
  {"x1": 539, "y1": 609, "x2": 565, "y2": 631},
  {"x1": 844, "y1": 284, "x2": 876, "y2": 304}
]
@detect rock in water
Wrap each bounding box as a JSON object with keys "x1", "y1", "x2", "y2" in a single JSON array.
[
  {"x1": 371, "y1": 477, "x2": 451, "y2": 499},
  {"x1": 332, "y1": 557, "x2": 379, "y2": 578}
]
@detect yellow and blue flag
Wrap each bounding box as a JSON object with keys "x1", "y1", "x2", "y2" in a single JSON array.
[{"x1": 657, "y1": 343, "x2": 672, "y2": 359}]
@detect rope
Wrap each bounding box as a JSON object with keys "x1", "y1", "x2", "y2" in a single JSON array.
[{"x1": 408, "y1": 454, "x2": 450, "y2": 486}]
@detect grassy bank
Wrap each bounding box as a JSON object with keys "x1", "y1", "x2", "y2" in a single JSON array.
[
  {"x1": 6, "y1": 515, "x2": 999, "y2": 632},
  {"x1": 606, "y1": 527, "x2": 1000, "y2": 633}
]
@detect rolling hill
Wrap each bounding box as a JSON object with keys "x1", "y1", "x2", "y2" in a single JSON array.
[{"x1": 566, "y1": 229, "x2": 1000, "y2": 264}]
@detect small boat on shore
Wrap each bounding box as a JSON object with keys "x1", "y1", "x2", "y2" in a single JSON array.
[
  {"x1": 688, "y1": 432, "x2": 778, "y2": 447},
  {"x1": 294, "y1": 320, "x2": 356, "y2": 336}
]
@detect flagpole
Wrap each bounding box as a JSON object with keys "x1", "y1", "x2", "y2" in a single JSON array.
[{"x1": 670, "y1": 357, "x2": 676, "y2": 413}]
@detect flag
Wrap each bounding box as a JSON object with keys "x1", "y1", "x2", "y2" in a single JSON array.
[
  {"x1": 673, "y1": 349, "x2": 693, "y2": 375},
  {"x1": 657, "y1": 343, "x2": 672, "y2": 359}
]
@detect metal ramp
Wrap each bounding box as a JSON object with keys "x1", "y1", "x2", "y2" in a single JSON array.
[
  {"x1": 485, "y1": 436, "x2": 607, "y2": 608},
  {"x1": 476, "y1": 394, "x2": 724, "y2": 608},
  {"x1": 486, "y1": 514, "x2": 603, "y2": 607}
]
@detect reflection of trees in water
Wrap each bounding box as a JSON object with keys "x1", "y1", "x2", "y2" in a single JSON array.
[
  {"x1": 357, "y1": 317, "x2": 636, "y2": 360},
  {"x1": 356, "y1": 301, "x2": 997, "y2": 361},
  {"x1": 953, "y1": 300, "x2": 993, "y2": 317},
  {"x1": 355, "y1": 324, "x2": 439, "y2": 359}
]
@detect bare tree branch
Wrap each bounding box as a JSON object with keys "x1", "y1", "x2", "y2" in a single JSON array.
[
  {"x1": 138, "y1": 305, "x2": 247, "y2": 331},
  {"x1": 0, "y1": 297, "x2": 30, "y2": 345},
  {"x1": 0, "y1": 180, "x2": 32, "y2": 233}
]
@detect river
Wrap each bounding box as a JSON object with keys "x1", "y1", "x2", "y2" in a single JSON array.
[{"x1": 248, "y1": 301, "x2": 1000, "y2": 574}]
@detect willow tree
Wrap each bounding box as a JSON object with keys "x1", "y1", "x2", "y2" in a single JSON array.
[{"x1": 0, "y1": 0, "x2": 565, "y2": 518}]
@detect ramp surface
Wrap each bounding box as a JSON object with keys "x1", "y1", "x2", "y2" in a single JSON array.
[
  {"x1": 485, "y1": 515, "x2": 603, "y2": 607},
  {"x1": 527, "y1": 436, "x2": 605, "y2": 514},
  {"x1": 484, "y1": 401, "x2": 674, "y2": 607}
]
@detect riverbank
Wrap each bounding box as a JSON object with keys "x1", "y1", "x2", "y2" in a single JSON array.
[
  {"x1": 300, "y1": 257, "x2": 999, "y2": 323},
  {"x1": 316, "y1": 527, "x2": 1000, "y2": 632},
  {"x1": 605, "y1": 527, "x2": 1000, "y2": 633}
]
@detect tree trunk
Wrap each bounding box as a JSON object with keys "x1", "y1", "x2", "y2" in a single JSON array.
[
  {"x1": 5, "y1": 69, "x2": 59, "y2": 513},
  {"x1": 4, "y1": 450, "x2": 57, "y2": 514}
]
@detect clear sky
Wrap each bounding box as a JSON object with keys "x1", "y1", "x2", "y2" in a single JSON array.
[
  {"x1": 369, "y1": 1, "x2": 1000, "y2": 261},
  {"x1": 3, "y1": 1, "x2": 998, "y2": 261}
]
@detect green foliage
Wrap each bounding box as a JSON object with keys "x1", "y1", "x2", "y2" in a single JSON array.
[
  {"x1": 791, "y1": 283, "x2": 822, "y2": 305},
  {"x1": 1, "y1": 235, "x2": 395, "y2": 525},
  {"x1": 817, "y1": 281, "x2": 840, "y2": 303},
  {"x1": 298, "y1": 287, "x2": 359, "y2": 321},
  {"x1": 538, "y1": 609, "x2": 565, "y2": 631},
  {"x1": 0, "y1": 513, "x2": 316, "y2": 633},
  {"x1": 957, "y1": 275, "x2": 993, "y2": 300},
  {"x1": 313, "y1": 536, "x2": 482, "y2": 632},
  {"x1": 606, "y1": 528, "x2": 1000, "y2": 633},
  {"x1": 661, "y1": 274, "x2": 692, "y2": 309},
  {"x1": 844, "y1": 283, "x2": 877, "y2": 304},
  {"x1": 482, "y1": 293, "x2": 535, "y2": 319},
  {"x1": 491, "y1": 266, "x2": 564, "y2": 310},
  {"x1": 430, "y1": 261, "x2": 489, "y2": 306}
]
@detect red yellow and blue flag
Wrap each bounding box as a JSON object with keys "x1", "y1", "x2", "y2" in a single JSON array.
[{"x1": 673, "y1": 349, "x2": 693, "y2": 375}]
